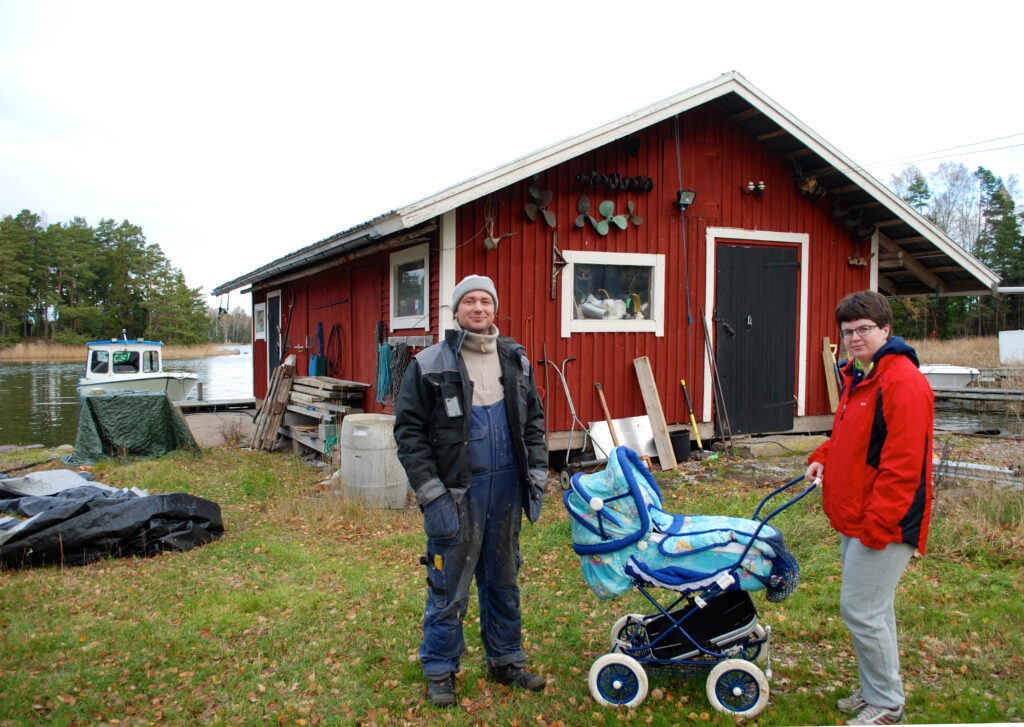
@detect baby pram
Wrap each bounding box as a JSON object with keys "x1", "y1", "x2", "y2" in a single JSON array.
[{"x1": 563, "y1": 447, "x2": 816, "y2": 718}]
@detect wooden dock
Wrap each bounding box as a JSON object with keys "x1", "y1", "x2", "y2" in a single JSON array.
[
  {"x1": 176, "y1": 398, "x2": 256, "y2": 412},
  {"x1": 931, "y1": 386, "x2": 1024, "y2": 402}
]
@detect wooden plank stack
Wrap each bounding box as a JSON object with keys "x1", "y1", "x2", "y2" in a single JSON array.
[
  {"x1": 279, "y1": 376, "x2": 370, "y2": 456},
  {"x1": 250, "y1": 355, "x2": 297, "y2": 450}
]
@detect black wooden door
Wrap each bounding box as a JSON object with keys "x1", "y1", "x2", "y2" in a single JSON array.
[{"x1": 714, "y1": 245, "x2": 799, "y2": 434}]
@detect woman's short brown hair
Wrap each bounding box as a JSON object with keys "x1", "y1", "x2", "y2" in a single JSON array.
[{"x1": 834, "y1": 290, "x2": 893, "y2": 328}]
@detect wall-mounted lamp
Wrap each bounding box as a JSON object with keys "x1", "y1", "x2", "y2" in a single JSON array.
[
  {"x1": 676, "y1": 189, "x2": 697, "y2": 212},
  {"x1": 742, "y1": 181, "x2": 766, "y2": 196}
]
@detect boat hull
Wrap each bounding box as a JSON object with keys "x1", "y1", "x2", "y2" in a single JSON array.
[
  {"x1": 919, "y1": 364, "x2": 980, "y2": 388},
  {"x1": 78, "y1": 373, "x2": 198, "y2": 402}
]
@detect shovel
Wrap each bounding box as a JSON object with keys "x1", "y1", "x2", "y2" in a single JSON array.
[
  {"x1": 595, "y1": 382, "x2": 654, "y2": 470},
  {"x1": 679, "y1": 379, "x2": 703, "y2": 450}
]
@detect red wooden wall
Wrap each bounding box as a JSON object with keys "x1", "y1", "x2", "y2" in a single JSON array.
[
  {"x1": 249, "y1": 101, "x2": 869, "y2": 438},
  {"x1": 453, "y1": 104, "x2": 867, "y2": 434}
]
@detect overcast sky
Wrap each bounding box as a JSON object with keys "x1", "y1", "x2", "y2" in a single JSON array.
[{"x1": 2, "y1": 1, "x2": 1022, "y2": 306}]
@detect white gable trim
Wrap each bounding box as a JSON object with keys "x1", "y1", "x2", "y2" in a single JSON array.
[{"x1": 215, "y1": 72, "x2": 998, "y2": 297}]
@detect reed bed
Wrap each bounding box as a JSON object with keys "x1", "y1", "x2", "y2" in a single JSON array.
[
  {"x1": 0, "y1": 341, "x2": 242, "y2": 362},
  {"x1": 904, "y1": 335, "x2": 1003, "y2": 368}
]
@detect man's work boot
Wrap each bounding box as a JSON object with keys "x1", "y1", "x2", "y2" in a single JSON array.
[
  {"x1": 488, "y1": 663, "x2": 547, "y2": 691},
  {"x1": 425, "y1": 673, "x2": 456, "y2": 707}
]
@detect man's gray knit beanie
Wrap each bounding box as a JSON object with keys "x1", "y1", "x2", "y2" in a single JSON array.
[{"x1": 452, "y1": 274, "x2": 498, "y2": 312}]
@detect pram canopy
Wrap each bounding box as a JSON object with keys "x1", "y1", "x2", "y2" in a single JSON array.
[{"x1": 564, "y1": 447, "x2": 800, "y2": 601}]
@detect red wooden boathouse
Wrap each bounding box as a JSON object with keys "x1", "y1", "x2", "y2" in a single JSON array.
[{"x1": 213, "y1": 72, "x2": 998, "y2": 456}]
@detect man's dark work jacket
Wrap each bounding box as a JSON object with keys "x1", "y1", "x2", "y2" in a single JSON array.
[{"x1": 393, "y1": 328, "x2": 548, "y2": 522}]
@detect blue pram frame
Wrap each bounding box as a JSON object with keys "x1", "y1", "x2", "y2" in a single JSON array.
[{"x1": 567, "y1": 447, "x2": 816, "y2": 717}]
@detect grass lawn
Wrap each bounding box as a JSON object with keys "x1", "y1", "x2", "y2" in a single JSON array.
[{"x1": 1, "y1": 445, "x2": 1021, "y2": 726}]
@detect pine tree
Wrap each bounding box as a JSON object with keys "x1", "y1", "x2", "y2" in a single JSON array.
[{"x1": 0, "y1": 211, "x2": 38, "y2": 341}]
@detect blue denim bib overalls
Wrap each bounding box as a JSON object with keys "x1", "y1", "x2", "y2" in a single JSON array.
[{"x1": 419, "y1": 399, "x2": 526, "y2": 675}]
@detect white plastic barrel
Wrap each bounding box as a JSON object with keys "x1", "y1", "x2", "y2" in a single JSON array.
[{"x1": 339, "y1": 414, "x2": 411, "y2": 509}]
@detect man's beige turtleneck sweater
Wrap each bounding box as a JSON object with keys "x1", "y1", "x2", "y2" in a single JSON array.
[{"x1": 461, "y1": 326, "x2": 503, "y2": 406}]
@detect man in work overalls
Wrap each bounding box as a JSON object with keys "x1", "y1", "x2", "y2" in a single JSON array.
[{"x1": 393, "y1": 274, "x2": 549, "y2": 707}]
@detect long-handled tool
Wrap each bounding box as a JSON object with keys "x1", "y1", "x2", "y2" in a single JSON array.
[
  {"x1": 700, "y1": 309, "x2": 736, "y2": 458},
  {"x1": 596, "y1": 382, "x2": 653, "y2": 470},
  {"x1": 541, "y1": 342, "x2": 550, "y2": 446},
  {"x1": 539, "y1": 356, "x2": 607, "y2": 488},
  {"x1": 594, "y1": 382, "x2": 620, "y2": 447},
  {"x1": 679, "y1": 379, "x2": 704, "y2": 451}
]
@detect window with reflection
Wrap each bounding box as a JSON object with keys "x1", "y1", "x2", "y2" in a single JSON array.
[
  {"x1": 560, "y1": 250, "x2": 665, "y2": 337},
  {"x1": 390, "y1": 244, "x2": 430, "y2": 330}
]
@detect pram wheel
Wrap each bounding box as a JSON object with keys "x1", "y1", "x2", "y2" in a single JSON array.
[
  {"x1": 588, "y1": 653, "x2": 648, "y2": 708},
  {"x1": 609, "y1": 613, "x2": 647, "y2": 654},
  {"x1": 559, "y1": 468, "x2": 574, "y2": 491},
  {"x1": 735, "y1": 623, "x2": 767, "y2": 663},
  {"x1": 705, "y1": 658, "x2": 769, "y2": 718}
]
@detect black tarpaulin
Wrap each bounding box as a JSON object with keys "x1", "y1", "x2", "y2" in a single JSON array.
[{"x1": 0, "y1": 470, "x2": 223, "y2": 568}]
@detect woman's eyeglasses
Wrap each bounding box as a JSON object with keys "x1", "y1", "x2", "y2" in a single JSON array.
[{"x1": 839, "y1": 324, "x2": 880, "y2": 340}]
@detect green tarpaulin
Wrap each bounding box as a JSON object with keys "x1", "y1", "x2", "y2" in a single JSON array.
[{"x1": 65, "y1": 391, "x2": 200, "y2": 466}]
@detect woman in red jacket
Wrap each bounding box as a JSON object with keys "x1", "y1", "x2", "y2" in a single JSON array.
[{"x1": 806, "y1": 290, "x2": 933, "y2": 726}]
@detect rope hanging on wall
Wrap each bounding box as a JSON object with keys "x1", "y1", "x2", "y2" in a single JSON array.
[
  {"x1": 375, "y1": 341, "x2": 392, "y2": 405},
  {"x1": 326, "y1": 323, "x2": 344, "y2": 377},
  {"x1": 390, "y1": 343, "x2": 411, "y2": 403}
]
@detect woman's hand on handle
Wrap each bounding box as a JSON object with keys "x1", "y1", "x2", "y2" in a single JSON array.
[{"x1": 805, "y1": 461, "x2": 824, "y2": 486}]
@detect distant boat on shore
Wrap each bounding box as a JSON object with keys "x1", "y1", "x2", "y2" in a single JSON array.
[{"x1": 919, "y1": 363, "x2": 980, "y2": 388}]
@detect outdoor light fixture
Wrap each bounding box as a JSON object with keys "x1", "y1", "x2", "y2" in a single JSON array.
[
  {"x1": 743, "y1": 181, "x2": 766, "y2": 196},
  {"x1": 676, "y1": 189, "x2": 697, "y2": 212}
]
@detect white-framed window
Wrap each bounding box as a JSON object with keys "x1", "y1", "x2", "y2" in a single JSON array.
[
  {"x1": 253, "y1": 303, "x2": 266, "y2": 341},
  {"x1": 560, "y1": 250, "x2": 665, "y2": 337},
  {"x1": 390, "y1": 243, "x2": 430, "y2": 331}
]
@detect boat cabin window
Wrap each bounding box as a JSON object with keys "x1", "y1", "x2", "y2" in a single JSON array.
[
  {"x1": 112, "y1": 351, "x2": 141, "y2": 374},
  {"x1": 142, "y1": 350, "x2": 160, "y2": 372},
  {"x1": 90, "y1": 350, "x2": 110, "y2": 374}
]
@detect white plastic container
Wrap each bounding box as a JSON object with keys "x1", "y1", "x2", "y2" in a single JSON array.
[
  {"x1": 998, "y1": 330, "x2": 1024, "y2": 364},
  {"x1": 339, "y1": 414, "x2": 411, "y2": 509}
]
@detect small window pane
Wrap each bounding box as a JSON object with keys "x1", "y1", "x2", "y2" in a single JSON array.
[
  {"x1": 113, "y1": 351, "x2": 140, "y2": 374},
  {"x1": 396, "y1": 260, "x2": 425, "y2": 317},
  {"x1": 573, "y1": 264, "x2": 652, "y2": 320},
  {"x1": 91, "y1": 351, "x2": 109, "y2": 374},
  {"x1": 143, "y1": 350, "x2": 160, "y2": 372}
]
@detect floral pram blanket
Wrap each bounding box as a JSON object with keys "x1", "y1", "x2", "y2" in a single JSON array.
[{"x1": 563, "y1": 447, "x2": 800, "y2": 601}]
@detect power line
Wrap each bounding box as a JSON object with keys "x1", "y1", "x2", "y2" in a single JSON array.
[{"x1": 860, "y1": 133, "x2": 1024, "y2": 173}]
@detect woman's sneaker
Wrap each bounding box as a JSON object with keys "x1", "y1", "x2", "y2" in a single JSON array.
[
  {"x1": 847, "y1": 704, "x2": 905, "y2": 725},
  {"x1": 837, "y1": 688, "x2": 867, "y2": 713}
]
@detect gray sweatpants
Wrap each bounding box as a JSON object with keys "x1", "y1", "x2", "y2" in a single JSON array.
[{"x1": 839, "y1": 535, "x2": 914, "y2": 709}]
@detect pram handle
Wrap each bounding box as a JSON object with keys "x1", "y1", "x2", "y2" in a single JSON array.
[
  {"x1": 747, "y1": 475, "x2": 817, "y2": 537},
  {"x1": 725, "y1": 476, "x2": 816, "y2": 584}
]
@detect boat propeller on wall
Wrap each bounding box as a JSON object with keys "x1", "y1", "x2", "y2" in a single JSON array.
[
  {"x1": 524, "y1": 181, "x2": 557, "y2": 228},
  {"x1": 575, "y1": 170, "x2": 654, "y2": 193}
]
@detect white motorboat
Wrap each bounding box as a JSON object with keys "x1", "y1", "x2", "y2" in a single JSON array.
[
  {"x1": 77, "y1": 336, "x2": 199, "y2": 401},
  {"x1": 918, "y1": 363, "x2": 980, "y2": 388}
]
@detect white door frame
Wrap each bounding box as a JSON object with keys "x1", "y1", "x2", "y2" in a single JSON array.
[{"x1": 702, "y1": 227, "x2": 809, "y2": 422}]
